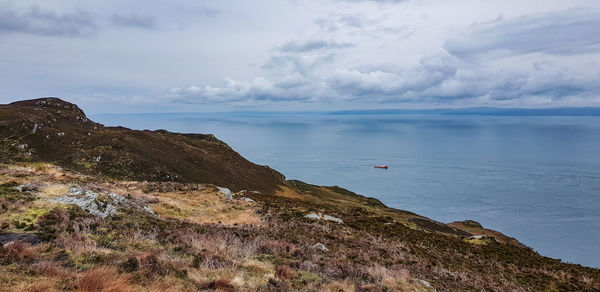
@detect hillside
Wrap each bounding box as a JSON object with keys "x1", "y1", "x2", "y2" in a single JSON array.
[
  {"x1": 0, "y1": 98, "x2": 284, "y2": 194},
  {"x1": 1, "y1": 98, "x2": 599, "y2": 291}
]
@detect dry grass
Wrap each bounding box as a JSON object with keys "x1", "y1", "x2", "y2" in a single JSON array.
[
  {"x1": 78, "y1": 267, "x2": 133, "y2": 292},
  {"x1": 323, "y1": 280, "x2": 356, "y2": 292},
  {"x1": 15, "y1": 281, "x2": 60, "y2": 292},
  {"x1": 198, "y1": 278, "x2": 235, "y2": 292},
  {"x1": 0, "y1": 240, "x2": 35, "y2": 263},
  {"x1": 149, "y1": 190, "x2": 261, "y2": 226}
]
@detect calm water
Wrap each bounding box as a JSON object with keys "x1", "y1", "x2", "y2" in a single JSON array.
[{"x1": 91, "y1": 113, "x2": 600, "y2": 268}]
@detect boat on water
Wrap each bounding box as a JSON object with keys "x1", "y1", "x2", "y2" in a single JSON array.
[{"x1": 374, "y1": 165, "x2": 388, "y2": 169}]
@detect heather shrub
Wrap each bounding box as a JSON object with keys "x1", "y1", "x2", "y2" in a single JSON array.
[{"x1": 0, "y1": 240, "x2": 34, "y2": 263}]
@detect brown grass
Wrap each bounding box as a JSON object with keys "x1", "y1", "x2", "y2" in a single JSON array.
[
  {"x1": 16, "y1": 281, "x2": 59, "y2": 292},
  {"x1": 149, "y1": 190, "x2": 261, "y2": 226},
  {"x1": 78, "y1": 267, "x2": 132, "y2": 292},
  {"x1": 323, "y1": 280, "x2": 356, "y2": 292},
  {"x1": 274, "y1": 185, "x2": 305, "y2": 200},
  {"x1": 275, "y1": 265, "x2": 294, "y2": 280},
  {"x1": 31, "y1": 260, "x2": 72, "y2": 278},
  {"x1": 198, "y1": 278, "x2": 235, "y2": 292},
  {"x1": 0, "y1": 240, "x2": 34, "y2": 263}
]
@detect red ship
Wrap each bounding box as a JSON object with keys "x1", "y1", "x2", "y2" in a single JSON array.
[{"x1": 374, "y1": 165, "x2": 388, "y2": 169}]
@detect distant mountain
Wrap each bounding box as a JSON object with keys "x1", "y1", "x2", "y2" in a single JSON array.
[{"x1": 329, "y1": 107, "x2": 600, "y2": 116}]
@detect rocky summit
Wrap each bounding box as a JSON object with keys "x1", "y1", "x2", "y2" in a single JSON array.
[{"x1": 0, "y1": 98, "x2": 599, "y2": 291}]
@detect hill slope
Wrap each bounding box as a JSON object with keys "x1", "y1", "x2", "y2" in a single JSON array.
[{"x1": 0, "y1": 98, "x2": 284, "y2": 194}]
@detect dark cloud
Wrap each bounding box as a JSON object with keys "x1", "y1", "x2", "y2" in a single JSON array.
[
  {"x1": 446, "y1": 9, "x2": 600, "y2": 59},
  {"x1": 110, "y1": 14, "x2": 156, "y2": 30},
  {"x1": 0, "y1": 6, "x2": 96, "y2": 37},
  {"x1": 278, "y1": 39, "x2": 353, "y2": 53}
]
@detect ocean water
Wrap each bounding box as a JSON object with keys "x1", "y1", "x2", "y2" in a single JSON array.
[{"x1": 91, "y1": 112, "x2": 600, "y2": 268}]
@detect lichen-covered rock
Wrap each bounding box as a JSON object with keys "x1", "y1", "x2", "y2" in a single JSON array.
[{"x1": 47, "y1": 187, "x2": 154, "y2": 218}]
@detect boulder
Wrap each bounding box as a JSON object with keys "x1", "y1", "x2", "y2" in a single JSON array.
[{"x1": 217, "y1": 187, "x2": 233, "y2": 199}]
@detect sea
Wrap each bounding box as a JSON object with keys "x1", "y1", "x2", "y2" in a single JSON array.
[{"x1": 90, "y1": 112, "x2": 600, "y2": 268}]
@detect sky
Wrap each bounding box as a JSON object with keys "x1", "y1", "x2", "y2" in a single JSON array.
[{"x1": 1, "y1": 0, "x2": 600, "y2": 113}]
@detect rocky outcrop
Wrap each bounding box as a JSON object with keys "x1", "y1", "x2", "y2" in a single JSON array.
[{"x1": 47, "y1": 187, "x2": 154, "y2": 218}]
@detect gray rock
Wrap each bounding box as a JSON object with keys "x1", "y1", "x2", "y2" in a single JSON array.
[
  {"x1": 48, "y1": 191, "x2": 115, "y2": 219},
  {"x1": 322, "y1": 215, "x2": 344, "y2": 224},
  {"x1": 312, "y1": 243, "x2": 329, "y2": 252},
  {"x1": 14, "y1": 183, "x2": 39, "y2": 192},
  {"x1": 241, "y1": 197, "x2": 255, "y2": 202},
  {"x1": 469, "y1": 235, "x2": 485, "y2": 240},
  {"x1": 143, "y1": 205, "x2": 155, "y2": 215},
  {"x1": 419, "y1": 279, "x2": 433, "y2": 289},
  {"x1": 217, "y1": 187, "x2": 233, "y2": 199},
  {"x1": 304, "y1": 212, "x2": 343, "y2": 224},
  {"x1": 48, "y1": 187, "x2": 154, "y2": 218},
  {"x1": 304, "y1": 213, "x2": 321, "y2": 220}
]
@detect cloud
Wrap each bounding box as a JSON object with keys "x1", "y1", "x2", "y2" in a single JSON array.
[
  {"x1": 0, "y1": 6, "x2": 96, "y2": 37},
  {"x1": 168, "y1": 74, "x2": 325, "y2": 104},
  {"x1": 167, "y1": 50, "x2": 598, "y2": 106},
  {"x1": 278, "y1": 39, "x2": 353, "y2": 53},
  {"x1": 446, "y1": 9, "x2": 600, "y2": 59},
  {"x1": 149, "y1": 7, "x2": 600, "y2": 107},
  {"x1": 110, "y1": 13, "x2": 156, "y2": 30},
  {"x1": 327, "y1": 53, "x2": 459, "y2": 101}
]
